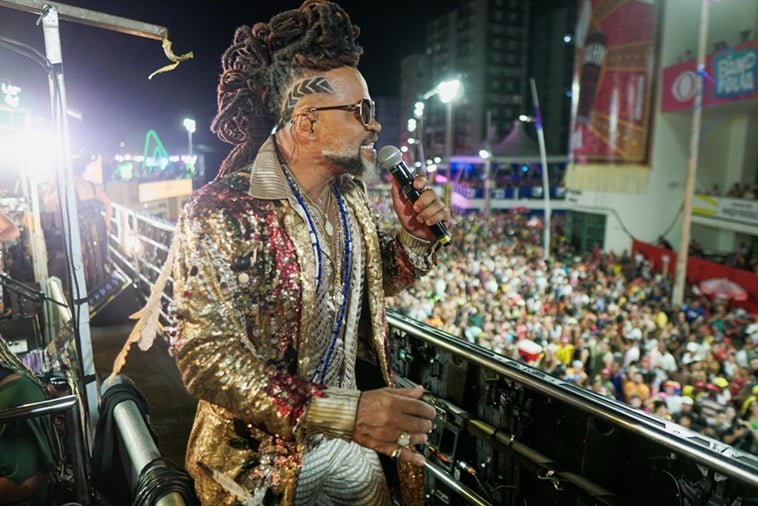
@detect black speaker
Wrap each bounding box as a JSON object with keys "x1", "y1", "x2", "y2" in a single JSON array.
[
  {"x1": 89, "y1": 271, "x2": 141, "y2": 327},
  {"x1": 0, "y1": 315, "x2": 41, "y2": 354}
]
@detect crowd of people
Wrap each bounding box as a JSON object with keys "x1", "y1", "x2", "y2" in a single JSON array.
[
  {"x1": 703, "y1": 181, "x2": 758, "y2": 201},
  {"x1": 383, "y1": 209, "x2": 758, "y2": 455},
  {"x1": 661, "y1": 236, "x2": 758, "y2": 275}
]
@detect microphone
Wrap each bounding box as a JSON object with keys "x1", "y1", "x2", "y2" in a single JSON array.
[{"x1": 377, "y1": 145, "x2": 452, "y2": 246}]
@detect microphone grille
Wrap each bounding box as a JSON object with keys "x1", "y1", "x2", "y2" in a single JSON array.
[{"x1": 377, "y1": 145, "x2": 402, "y2": 170}]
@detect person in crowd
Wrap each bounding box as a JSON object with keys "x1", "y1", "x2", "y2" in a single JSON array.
[
  {"x1": 0, "y1": 334, "x2": 55, "y2": 506},
  {"x1": 161, "y1": 1, "x2": 449, "y2": 503},
  {"x1": 0, "y1": 212, "x2": 19, "y2": 243},
  {"x1": 43, "y1": 150, "x2": 113, "y2": 289},
  {"x1": 655, "y1": 235, "x2": 673, "y2": 250}
]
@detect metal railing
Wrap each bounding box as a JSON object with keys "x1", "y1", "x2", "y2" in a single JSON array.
[
  {"x1": 101, "y1": 376, "x2": 186, "y2": 506},
  {"x1": 106, "y1": 202, "x2": 758, "y2": 501},
  {"x1": 0, "y1": 394, "x2": 90, "y2": 505}
]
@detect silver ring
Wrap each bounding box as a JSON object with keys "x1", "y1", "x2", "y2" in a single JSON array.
[
  {"x1": 396, "y1": 431, "x2": 411, "y2": 447},
  {"x1": 390, "y1": 447, "x2": 402, "y2": 461}
]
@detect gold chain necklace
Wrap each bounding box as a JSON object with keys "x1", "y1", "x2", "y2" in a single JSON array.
[{"x1": 303, "y1": 189, "x2": 335, "y2": 238}]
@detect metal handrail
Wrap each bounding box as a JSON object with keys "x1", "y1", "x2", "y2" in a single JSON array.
[
  {"x1": 388, "y1": 309, "x2": 758, "y2": 490},
  {"x1": 102, "y1": 376, "x2": 186, "y2": 506},
  {"x1": 0, "y1": 394, "x2": 90, "y2": 505}
]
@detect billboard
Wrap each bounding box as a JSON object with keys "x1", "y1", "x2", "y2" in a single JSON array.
[
  {"x1": 661, "y1": 40, "x2": 758, "y2": 113},
  {"x1": 567, "y1": 0, "x2": 659, "y2": 192}
]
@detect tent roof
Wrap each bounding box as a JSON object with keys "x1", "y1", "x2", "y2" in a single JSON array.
[
  {"x1": 456, "y1": 120, "x2": 567, "y2": 163},
  {"x1": 491, "y1": 120, "x2": 539, "y2": 157}
]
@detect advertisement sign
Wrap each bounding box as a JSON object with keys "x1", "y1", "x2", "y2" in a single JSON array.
[
  {"x1": 661, "y1": 40, "x2": 758, "y2": 112},
  {"x1": 0, "y1": 81, "x2": 21, "y2": 108},
  {"x1": 693, "y1": 194, "x2": 758, "y2": 226},
  {"x1": 569, "y1": 0, "x2": 658, "y2": 165}
]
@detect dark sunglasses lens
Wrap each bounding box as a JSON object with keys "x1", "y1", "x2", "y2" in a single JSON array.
[{"x1": 360, "y1": 99, "x2": 373, "y2": 125}]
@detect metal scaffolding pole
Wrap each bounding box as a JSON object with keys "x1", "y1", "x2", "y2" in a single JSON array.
[
  {"x1": 41, "y1": 4, "x2": 99, "y2": 438},
  {"x1": 530, "y1": 78, "x2": 551, "y2": 260},
  {"x1": 0, "y1": 0, "x2": 190, "y2": 437},
  {"x1": 672, "y1": 0, "x2": 708, "y2": 306}
]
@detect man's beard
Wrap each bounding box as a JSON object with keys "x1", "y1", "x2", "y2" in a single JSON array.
[{"x1": 324, "y1": 147, "x2": 378, "y2": 183}]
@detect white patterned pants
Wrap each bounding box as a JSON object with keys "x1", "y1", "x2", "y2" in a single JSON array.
[{"x1": 295, "y1": 438, "x2": 391, "y2": 506}]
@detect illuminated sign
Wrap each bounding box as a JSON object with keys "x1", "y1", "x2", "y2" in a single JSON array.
[
  {"x1": 0, "y1": 81, "x2": 21, "y2": 108},
  {"x1": 714, "y1": 48, "x2": 756, "y2": 98}
]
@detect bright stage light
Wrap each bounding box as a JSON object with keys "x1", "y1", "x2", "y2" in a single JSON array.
[{"x1": 0, "y1": 127, "x2": 56, "y2": 179}]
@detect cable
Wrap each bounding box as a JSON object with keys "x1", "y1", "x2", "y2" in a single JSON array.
[
  {"x1": 132, "y1": 457, "x2": 199, "y2": 506},
  {"x1": 0, "y1": 36, "x2": 54, "y2": 74}
]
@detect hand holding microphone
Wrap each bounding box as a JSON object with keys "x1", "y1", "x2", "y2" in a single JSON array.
[{"x1": 378, "y1": 145, "x2": 452, "y2": 246}]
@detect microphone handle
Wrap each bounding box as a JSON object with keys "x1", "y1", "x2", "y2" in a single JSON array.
[{"x1": 391, "y1": 168, "x2": 452, "y2": 246}]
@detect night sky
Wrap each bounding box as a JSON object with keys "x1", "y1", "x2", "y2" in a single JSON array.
[{"x1": 0, "y1": 0, "x2": 461, "y2": 168}]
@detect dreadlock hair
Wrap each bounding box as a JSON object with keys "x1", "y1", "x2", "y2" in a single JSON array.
[{"x1": 211, "y1": 0, "x2": 362, "y2": 178}]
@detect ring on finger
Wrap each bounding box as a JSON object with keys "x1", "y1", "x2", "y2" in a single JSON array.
[
  {"x1": 396, "y1": 431, "x2": 411, "y2": 447},
  {"x1": 390, "y1": 447, "x2": 402, "y2": 461}
]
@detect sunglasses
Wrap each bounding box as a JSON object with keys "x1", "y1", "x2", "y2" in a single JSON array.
[{"x1": 302, "y1": 98, "x2": 376, "y2": 127}]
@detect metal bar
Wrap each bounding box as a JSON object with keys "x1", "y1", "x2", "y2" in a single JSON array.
[
  {"x1": 467, "y1": 419, "x2": 619, "y2": 504},
  {"x1": 0, "y1": 394, "x2": 77, "y2": 422},
  {"x1": 0, "y1": 395, "x2": 91, "y2": 504},
  {"x1": 672, "y1": 0, "x2": 708, "y2": 305},
  {"x1": 135, "y1": 271, "x2": 152, "y2": 286},
  {"x1": 424, "y1": 459, "x2": 491, "y2": 506},
  {"x1": 387, "y1": 310, "x2": 758, "y2": 489},
  {"x1": 0, "y1": 0, "x2": 168, "y2": 40},
  {"x1": 134, "y1": 211, "x2": 178, "y2": 232},
  {"x1": 108, "y1": 246, "x2": 133, "y2": 267},
  {"x1": 137, "y1": 234, "x2": 170, "y2": 252},
  {"x1": 66, "y1": 392, "x2": 91, "y2": 504},
  {"x1": 41, "y1": 3, "x2": 100, "y2": 440},
  {"x1": 529, "y1": 77, "x2": 551, "y2": 259},
  {"x1": 105, "y1": 378, "x2": 186, "y2": 506},
  {"x1": 139, "y1": 260, "x2": 163, "y2": 277}
]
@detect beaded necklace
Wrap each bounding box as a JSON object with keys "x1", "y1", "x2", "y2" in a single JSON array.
[
  {"x1": 284, "y1": 171, "x2": 326, "y2": 295},
  {"x1": 282, "y1": 169, "x2": 352, "y2": 384},
  {"x1": 314, "y1": 184, "x2": 352, "y2": 383}
]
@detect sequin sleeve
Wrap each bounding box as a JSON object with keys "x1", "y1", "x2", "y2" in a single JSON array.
[
  {"x1": 170, "y1": 195, "x2": 323, "y2": 441},
  {"x1": 376, "y1": 226, "x2": 440, "y2": 296}
]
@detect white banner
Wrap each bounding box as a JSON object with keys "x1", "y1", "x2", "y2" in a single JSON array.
[{"x1": 693, "y1": 195, "x2": 758, "y2": 225}]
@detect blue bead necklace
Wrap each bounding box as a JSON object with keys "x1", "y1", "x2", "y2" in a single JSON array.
[
  {"x1": 314, "y1": 184, "x2": 352, "y2": 384},
  {"x1": 283, "y1": 171, "x2": 352, "y2": 384}
]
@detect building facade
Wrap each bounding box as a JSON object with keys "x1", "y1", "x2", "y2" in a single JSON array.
[
  {"x1": 566, "y1": 0, "x2": 758, "y2": 259},
  {"x1": 527, "y1": 4, "x2": 576, "y2": 155},
  {"x1": 400, "y1": 0, "x2": 532, "y2": 164}
]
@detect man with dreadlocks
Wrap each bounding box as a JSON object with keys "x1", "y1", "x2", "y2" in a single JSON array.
[{"x1": 168, "y1": 1, "x2": 449, "y2": 504}]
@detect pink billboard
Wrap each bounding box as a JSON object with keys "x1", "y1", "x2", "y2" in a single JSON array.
[
  {"x1": 570, "y1": 0, "x2": 659, "y2": 165},
  {"x1": 661, "y1": 39, "x2": 758, "y2": 113}
]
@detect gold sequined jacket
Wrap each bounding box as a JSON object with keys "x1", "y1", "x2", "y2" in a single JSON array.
[{"x1": 171, "y1": 137, "x2": 438, "y2": 505}]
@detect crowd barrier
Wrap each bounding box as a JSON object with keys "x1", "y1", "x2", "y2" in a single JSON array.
[{"x1": 0, "y1": 394, "x2": 90, "y2": 505}]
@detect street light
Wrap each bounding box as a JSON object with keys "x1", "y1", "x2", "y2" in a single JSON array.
[
  {"x1": 409, "y1": 101, "x2": 426, "y2": 171},
  {"x1": 182, "y1": 118, "x2": 196, "y2": 157},
  {"x1": 421, "y1": 78, "x2": 462, "y2": 204}
]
